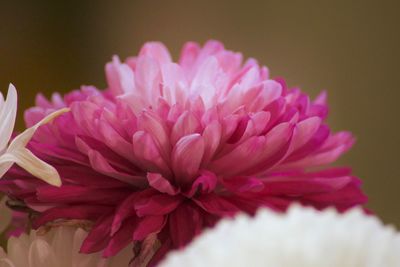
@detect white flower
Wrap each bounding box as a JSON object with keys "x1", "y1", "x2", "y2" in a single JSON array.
[
  {"x1": 0, "y1": 226, "x2": 132, "y2": 267},
  {"x1": 160, "y1": 205, "x2": 400, "y2": 267},
  {"x1": 0, "y1": 84, "x2": 68, "y2": 186}
]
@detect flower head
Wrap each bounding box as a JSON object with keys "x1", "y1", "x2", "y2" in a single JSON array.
[
  {"x1": 0, "y1": 84, "x2": 67, "y2": 186},
  {"x1": 1, "y1": 41, "x2": 367, "y2": 264},
  {"x1": 160, "y1": 205, "x2": 400, "y2": 267}
]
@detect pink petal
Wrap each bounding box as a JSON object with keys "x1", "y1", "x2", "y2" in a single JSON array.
[
  {"x1": 290, "y1": 117, "x2": 322, "y2": 152},
  {"x1": 147, "y1": 172, "x2": 178, "y2": 195},
  {"x1": 132, "y1": 131, "x2": 171, "y2": 176},
  {"x1": 210, "y1": 135, "x2": 266, "y2": 176},
  {"x1": 139, "y1": 42, "x2": 172, "y2": 65},
  {"x1": 172, "y1": 134, "x2": 205, "y2": 184},
  {"x1": 105, "y1": 56, "x2": 135, "y2": 96},
  {"x1": 138, "y1": 111, "x2": 171, "y2": 162},
  {"x1": 186, "y1": 171, "x2": 218, "y2": 197},
  {"x1": 170, "y1": 111, "x2": 201, "y2": 145},
  {"x1": 201, "y1": 120, "x2": 222, "y2": 165}
]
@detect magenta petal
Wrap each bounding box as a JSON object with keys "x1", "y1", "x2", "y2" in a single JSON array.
[
  {"x1": 135, "y1": 194, "x2": 182, "y2": 217},
  {"x1": 81, "y1": 214, "x2": 113, "y2": 253},
  {"x1": 186, "y1": 171, "x2": 217, "y2": 197},
  {"x1": 37, "y1": 185, "x2": 130, "y2": 204},
  {"x1": 169, "y1": 204, "x2": 203, "y2": 248},
  {"x1": 147, "y1": 173, "x2": 178, "y2": 195},
  {"x1": 194, "y1": 194, "x2": 239, "y2": 216},
  {"x1": 262, "y1": 176, "x2": 353, "y2": 195},
  {"x1": 133, "y1": 215, "x2": 165, "y2": 241},
  {"x1": 103, "y1": 217, "x2": 136, "y2": 257},
  {"x1": 111, "y1": 193, "x2": 138, "y2": 235},
  {"x1": 285, "y1": 124, "x2": 330, "y2": 162},
  {"x1": 222, "y1": 176, "x2": 264, "y2": 194},
  {"x1": 306, "y1": 179, "x2": 368, "y2": 207},
  {"x1": 34, "y1": 205, "x2": 112, "y2": 228}
]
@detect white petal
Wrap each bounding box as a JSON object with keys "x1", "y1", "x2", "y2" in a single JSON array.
[
  {"x1": 1, "y1": 108, "x2": 69, "y2": 185},
  {"x1": 0, "y1": 84, "x2": 17, "y2": 152},
  {"x1": 28, "y1": 239, "x2": 57, "y2": 267},
  {"x1": 0, "y1": 149, "x2": 61, "y2": 187}
]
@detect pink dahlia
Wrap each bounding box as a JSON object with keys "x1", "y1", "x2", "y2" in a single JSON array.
[{"x1": 1, "y1": 41, "x2": 367, "y2": 265}]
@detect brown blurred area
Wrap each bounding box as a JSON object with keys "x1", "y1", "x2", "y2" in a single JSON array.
[{"x1": 0, "y1": 1, "x2": 399, "y2": 225}]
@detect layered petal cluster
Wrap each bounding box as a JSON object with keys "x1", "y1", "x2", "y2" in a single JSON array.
[
  {"x1": 0, "y1": 41, "x2": 367, "y2": 264},
  {"x1": 160, "y1": 205, "x2": 400, "y2": 267},
  {"x1": 0, "y1": 226, "x2": 132, "y2": 267},
  {"x1": 0, "y1": 84, "x2": 66, "y2": 186}
]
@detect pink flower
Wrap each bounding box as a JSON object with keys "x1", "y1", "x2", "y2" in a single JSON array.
[{"x1": 1, "y1": 41, "x2": 367, "y2": 265}]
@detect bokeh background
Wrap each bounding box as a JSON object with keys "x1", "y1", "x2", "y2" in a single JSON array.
[{"x1": 0, "y1": 1, "x2": 399, "y2": 225}]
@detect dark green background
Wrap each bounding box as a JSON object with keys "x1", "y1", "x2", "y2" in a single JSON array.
[{"x1": 1, "y1": 1, "x2": 399, "y2": 226}]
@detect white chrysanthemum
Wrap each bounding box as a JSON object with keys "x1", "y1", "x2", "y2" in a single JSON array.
[
  {"x1": 0, "y1": 226, "x2": 132, "y2": 267},
  {"x1": 0, "y1": 84, "x2": 68, "y2": 186},
  {"x1": 160, "y1": 205, "x2": 400, "y2": 267}
]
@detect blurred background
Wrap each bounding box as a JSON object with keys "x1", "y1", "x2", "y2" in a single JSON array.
[{"x1": 0, "y1": 1, "x2": 399, "y2": 225}]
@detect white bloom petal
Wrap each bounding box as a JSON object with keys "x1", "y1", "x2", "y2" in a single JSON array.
[
  {"x1": 0, "y1": 149, "x2": 61, "y2": 187},
  {"x1": 1, "y1": 226, "x2": 132, "y2": 267},
  {"x1": 0, "y1": 84, "x2": 17, "y2": 152},
  {"x1": 0, "y1": 99, "x2": 69, "y2": 185},
  {"x1": 160, "y1": 205, "x2": 400, "y2": 267}
]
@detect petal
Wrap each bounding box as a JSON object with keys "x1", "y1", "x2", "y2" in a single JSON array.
[
  {"x1": 135, "y1": 194, "x2": 182, "y2": 217},
  {"x1": 139, "y1": 42, "x2": 172, "y2": 65},
  {"x1": 210, "y1": 135, "x2": 266, "y2": 176},
  {"x1": 105, "y1": 56, "x2": 135, "y2": 95},
  {"x1": 171, "y1": 134, "x2": 205, "y2": 184},
  {"x1": 0, "y1": 84, "x2": 17, "y2": 152},
  {"x1": 169, "y1": 204, "x2": 203, "y2": 248},
  {"x1": 81, "y1": 214, "x2": 113, "y2": 253},
  {"x1": 194, "y1": 194, "x2": 239, "y2": 216},
  {"x1": 34, "y1": 205, "x2": 112, "y2": 228},
  {"x1": 37, "y1": 185, "x2": 130, "y2": 205},
  {"x1": 133, "y1": 215, "x2": 165, "y2": 241},
  {"x1": 28, "y1": 239, "x2": 57, "y2": 267},
  {"x1": 186, "y1": 171, "x2": 218, "y2": 197},
  {"x1": 201, "y1": 120, "x2": 221, "y2": 165},
  {"x1": 138, "y1": 111, "x2": 171, "y2": 162},
  {"x1": 147, "y1": 173, "x2": 178, "y2": 195},
  {"x1": 0, "y1": 108, "x2": 69, "y2": 186},
  {"x1": 111, "y1": 193, "x2": 138, "y2": 235},
  {"x1": 170, "y1": 111, "x2": 201, "y2": 145},
  {"x1": 103, "y1": 217, "x2": 136, "y2": 257},
  {"x1": 132, "y1": 131, "x2": 171, "y2": 176},
  {"x1": 292, "y1": 117, "x2": 320, "y2": 148},
  {"x1": 0, "y1": 148, "x2": 61, "y2": 187}
]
